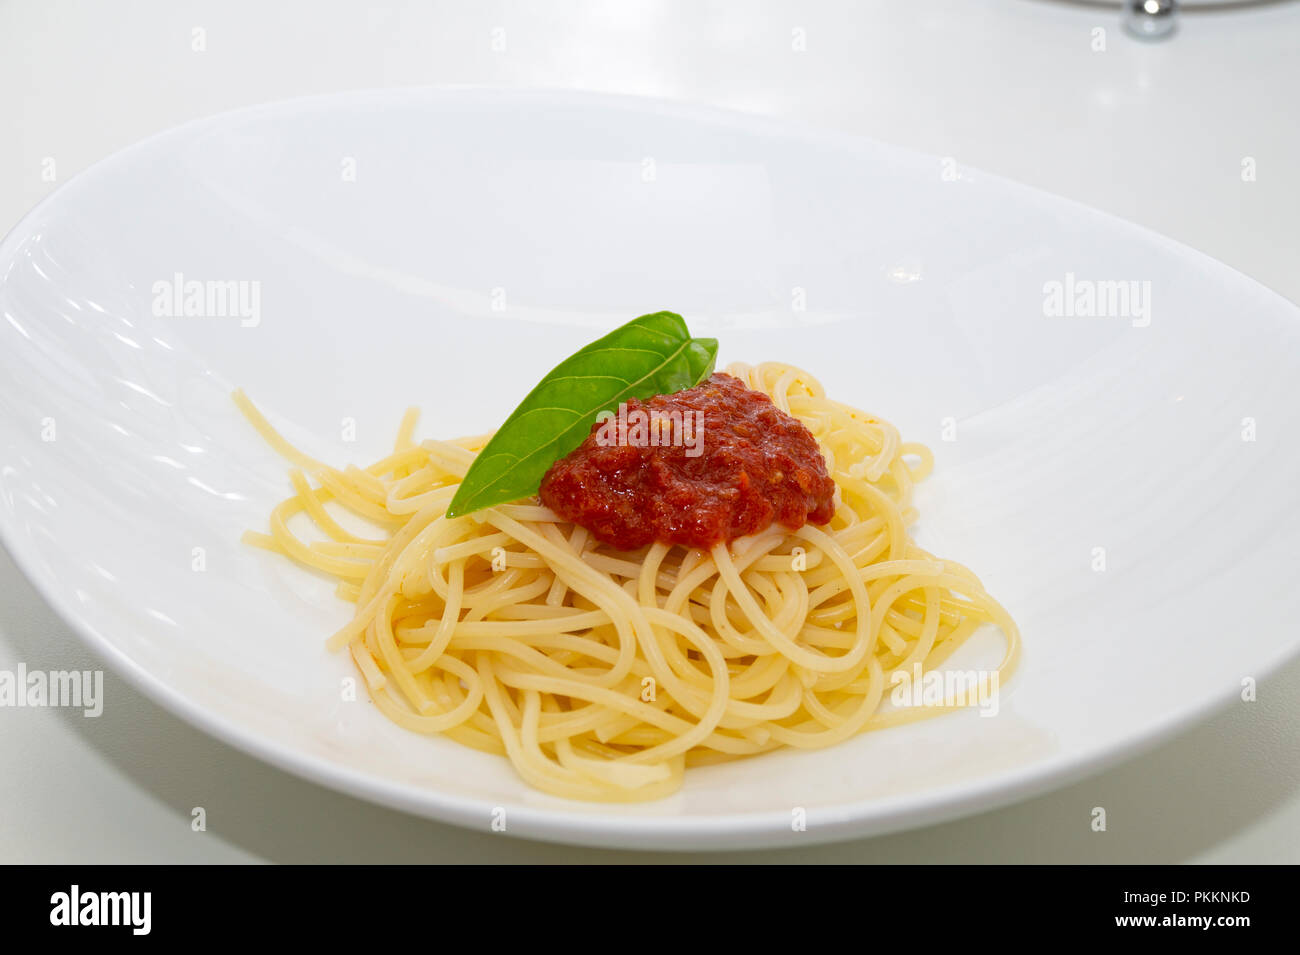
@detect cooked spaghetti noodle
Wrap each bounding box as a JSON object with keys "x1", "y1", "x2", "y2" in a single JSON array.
[{"x1": 236, "y1": 362, "x2": 1019, "y2": 801}]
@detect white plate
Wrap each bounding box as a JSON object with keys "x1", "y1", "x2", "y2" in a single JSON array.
[{"x1": 2, "y1": 89, "x2": 1298, "y2": 850}]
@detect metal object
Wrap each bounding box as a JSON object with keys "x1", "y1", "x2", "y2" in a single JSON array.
[{"x1": 1124, "y1": 0, "x2": 1178, "y2": 41}]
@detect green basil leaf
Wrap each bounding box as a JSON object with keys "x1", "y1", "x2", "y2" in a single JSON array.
[{"x1": 445, "y1": 311, "x2": 717, "y2": 518}]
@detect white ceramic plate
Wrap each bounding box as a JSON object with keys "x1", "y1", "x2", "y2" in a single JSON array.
[{"x1": 2, "y1": 89, "x2": 1298, "y2": 850}]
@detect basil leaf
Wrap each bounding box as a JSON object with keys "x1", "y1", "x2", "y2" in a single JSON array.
[{"x1": 445, "y1": 311, "x2": 717, "y2": 518}]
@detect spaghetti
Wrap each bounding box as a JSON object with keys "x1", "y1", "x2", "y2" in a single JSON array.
[{"x1": 236, "y1": 362, "x2": 1019, "y2": 801}]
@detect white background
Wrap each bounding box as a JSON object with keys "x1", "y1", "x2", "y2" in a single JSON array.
[{"x1": 2, "y1": 0, "x2": 1298, "y2": 863}]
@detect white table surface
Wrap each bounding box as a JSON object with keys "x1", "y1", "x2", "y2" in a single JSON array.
[{"x1": 2, "y1": 0, "x2": 1298, "y2": 864}]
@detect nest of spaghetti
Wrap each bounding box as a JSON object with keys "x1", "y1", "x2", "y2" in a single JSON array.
[{"x1": 239, "y1": 362, "x2": 1018, "y2": 801}]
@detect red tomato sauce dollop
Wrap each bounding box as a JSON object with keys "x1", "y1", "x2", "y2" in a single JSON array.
[{"x1": 539, "y1": 373, "x2": 837, "y2": 551}]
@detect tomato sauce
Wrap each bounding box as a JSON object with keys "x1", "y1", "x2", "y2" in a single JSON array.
[{"x1": 539, "y1": 373, "x2": 836, "y2": 551}]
